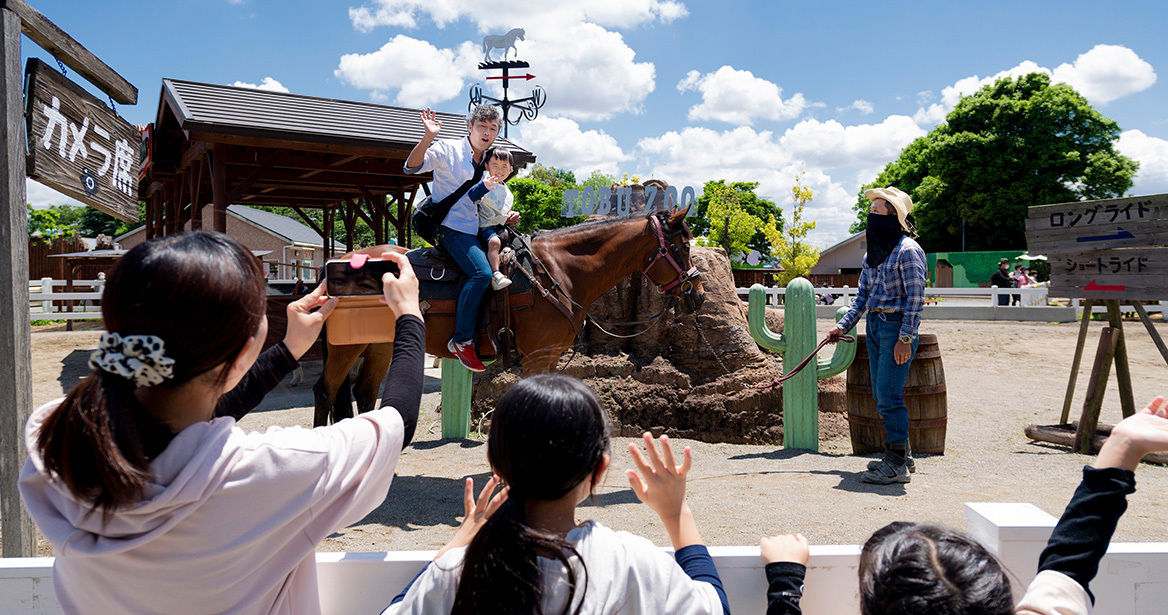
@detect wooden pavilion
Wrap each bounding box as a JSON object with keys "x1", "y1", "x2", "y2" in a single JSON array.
[{"x1": 138, "y1": 79, "x2": 535, "y2": 252}]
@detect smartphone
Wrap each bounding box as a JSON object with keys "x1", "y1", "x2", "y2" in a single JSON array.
[{"x1": 325, "y1": 258, "x2": 400, "y2": 297}]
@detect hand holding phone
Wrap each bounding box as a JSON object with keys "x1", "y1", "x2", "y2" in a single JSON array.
[{"x1": 326, "y1": 257, "x2": 401, "y2": 297}]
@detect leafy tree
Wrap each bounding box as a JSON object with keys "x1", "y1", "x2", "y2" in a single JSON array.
[
  {"x1": 524, "y1": 163, "x2": 576, "y2": 189},
  {"x1": 508, "y1": 177, "x2": 584, "y2": 232},
  {"x1": 695, "y1": 181, "x2": 782, "y2": 262},
  {"x1": 772, "y1": 170, "x2": 820, "y2": 285},
  {"x1": 578, "y1": 170, "x2": 616, "y2": 191},
  {"x1": 852, "y1": 72, "x2": 1138, "y2": 251},
  {"x1": 693, "y1": 180, "x2": 783, "y2": 258},
  {"x1": 27, "y1": 207, "x2": 74, "y2": 238}
]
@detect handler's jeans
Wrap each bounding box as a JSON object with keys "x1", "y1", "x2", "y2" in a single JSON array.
[
  {"x1": 438, "y1": 227, "x2": 491, "y2": 343},
  {"x1": 866, "y1": 312, "x2": 919, "y2": 446}
]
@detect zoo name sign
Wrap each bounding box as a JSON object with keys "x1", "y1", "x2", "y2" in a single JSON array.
[
  {"x1": 561, "y1": 185, "x2": 697, "y2": 218},
  {"x1": 25, "y1": 58, "x2": 140, "y2": 222}
]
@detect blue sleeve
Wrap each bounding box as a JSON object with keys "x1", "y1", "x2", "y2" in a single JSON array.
[
  {"x1": 388, "y1": 561, "x2": 431, "y2": 606},
  {"x1": 898, "y1": 244, "x2": 927, "y2": 338},
  {"x1": 675, "y1": 544, "x2": 731, "y2": 615},
  {"x1": 467, "y1": 181, "x2": 489, "y2": 203}
]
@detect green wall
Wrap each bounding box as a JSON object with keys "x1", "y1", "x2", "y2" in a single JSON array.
[{"x1": 927, "y1": 250, "x2": 1027, "y2": 288}]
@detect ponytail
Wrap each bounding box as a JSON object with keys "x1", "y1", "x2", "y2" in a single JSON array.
[{"x1": 451, "y1": 497, "x2": 586, "y2": 615}]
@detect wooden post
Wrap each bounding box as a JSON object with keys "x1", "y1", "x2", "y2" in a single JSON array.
[
  {"x1": 439, "y1": 359, "x2": 472, "y2": 438},
  {"x1": 1132, "y1": 302, "x2": 1168, "y2": 366},
  {"x1": 1075, "y1": 327, "x2": 1118, "y2": 454},
  {"x1": 211, "y1": 143, "x2": 228, "y2": 233},
  {"x1": 0, "y1": 6, "x2": 38, "y2": 557},
  {"x1": 1060, "y1": 299, "x2": 1094, "y2": 424},
  {"x1": 1104, "y1": 300, "x2": 1136, "y2": 418}
]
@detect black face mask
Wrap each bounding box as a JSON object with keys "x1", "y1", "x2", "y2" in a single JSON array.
[{"x1": 866, "y1": 212, "x2": 904, "y2": 268}]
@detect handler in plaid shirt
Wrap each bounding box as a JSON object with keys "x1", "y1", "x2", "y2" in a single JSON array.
[{"x1": 828, "y1": 187, "x2": 927, "y2": 485}]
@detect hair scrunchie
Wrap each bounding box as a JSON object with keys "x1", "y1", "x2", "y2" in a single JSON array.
[{"x1": 88, "y1": 332, "x2": 176, "y2": 388}]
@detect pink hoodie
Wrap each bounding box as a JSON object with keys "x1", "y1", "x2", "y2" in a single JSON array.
[{"x1": 19, "y1": 400, "x2": 404, "y2": 614}]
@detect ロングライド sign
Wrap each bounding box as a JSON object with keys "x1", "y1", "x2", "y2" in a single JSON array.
[{"x1": 24, "y1": 57, "x2": 139, "y2": 221}]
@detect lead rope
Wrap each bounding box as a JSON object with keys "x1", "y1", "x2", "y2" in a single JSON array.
[{"x1": 692, "y1": 318, "x2": 854, "y2": 391}]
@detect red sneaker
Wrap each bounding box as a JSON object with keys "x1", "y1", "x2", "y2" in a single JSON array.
[{"x1": 447, "y1": 339, "x2": 486, "y2": 372}]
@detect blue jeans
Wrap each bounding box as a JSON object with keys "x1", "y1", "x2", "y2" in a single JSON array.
[
  {"x1": 866, "y1": 312, "x2": 919, "y2": 446},
  {"x1": 438, "y1": 227, "x2": 491, "y2": 343}
]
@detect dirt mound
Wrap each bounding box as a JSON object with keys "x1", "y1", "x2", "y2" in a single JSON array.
[{"x1": 472, "y1": 247, "x2": 844, "y2": 444}]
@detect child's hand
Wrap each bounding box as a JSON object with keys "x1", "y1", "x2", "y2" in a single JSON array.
[
  {"x1": 1097, "y1": 396, "x2": 1168, "y2": 470},
  {"x1": 283, "y1": 282, "x2": 338, "y2": 359},
  {"x1": 420, "y1": 108, "x2": 441, "y2": 138},
  {"x1": 627, "y1": 433, "x2": 691, "y2": 523},
  {"x1": 434, "y1": 475, "x2": 508, "y2": 560},
  {"x1": 761, "y1": 534, "x2": 810, "y2": 565},
  {"x1": 506, "y1": 211, "x2": 521, "y2": 226},
  {"x1": 484, "y1": 175, "x2": 502, "y2": 190}
]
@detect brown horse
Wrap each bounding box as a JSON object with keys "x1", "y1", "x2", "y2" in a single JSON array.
[{"x1": 313, "y1": 206, "x2": 705, "y2": 426}]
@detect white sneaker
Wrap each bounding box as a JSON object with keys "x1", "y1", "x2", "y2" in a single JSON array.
[{"x1": 491, "y1": 271, "x2": 512, "y2": 290}]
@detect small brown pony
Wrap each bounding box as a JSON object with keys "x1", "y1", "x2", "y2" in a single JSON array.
[{"x1": 313, "y1": 206, "x2": 705, "y2": 426}]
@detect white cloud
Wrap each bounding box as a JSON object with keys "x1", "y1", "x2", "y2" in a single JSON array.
[
  {"x1": 231, "y1": 77, "x2": 290, "y2": 93},
  {"x1": 779, "y1": 116, "x2": 925, "y2": 170},
  {"x1": 514, "y1": 117, "x2": 630, "y2": 176},
  {"x1": 1117, "y1": 130, "x2": 1168, "y2": 195},
  {"x1": 347, "y1": 0, "x2": 687, "y2": 33},
  {"x1": 1052, "y1": 44, "x2": 1157, "y2": 105},
  {"x1": 335, "y1": 36, "x2": 479, "y2": 106},
  {"x1": 26, "y1": 179, "x2": 83, "y2": 209},
  {"x1": 677, "y1": 66, "x2": 810, "y2": 125},
  {"x1": 836, "y1": 99, "x2": 874, "y2": 115},
  {"x1": 913, "y1": 46, "x2": 1157, "y2": 126}
]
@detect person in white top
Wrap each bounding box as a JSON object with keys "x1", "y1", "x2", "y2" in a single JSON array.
[
  {"x1": 19, "y1": 231, "x2": 426, "y2": 615},
  {"x1": 382, "y1": 374, "x2": 730, "y2": 615},
  {"x1": 468, "y1": 147, "x2": 519, "y2": 290}
]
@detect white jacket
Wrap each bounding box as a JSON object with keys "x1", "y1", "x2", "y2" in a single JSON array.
[{"x1": 19, "y1": 399, "x2": 404, "y2": 615}]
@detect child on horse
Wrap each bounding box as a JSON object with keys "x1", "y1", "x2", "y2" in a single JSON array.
[
  {"x1": 468, "y1": 147, "x2": 519, "y2": 291},
  {"x1": 382, "y1": 374, "x2": 730, "y2": 615},
  {"x1": 405, "y1": 104, "x2": 507, "y2": 372},
  {"x1": 19, "y1": 231, "x2": 426, "y2": 614}
]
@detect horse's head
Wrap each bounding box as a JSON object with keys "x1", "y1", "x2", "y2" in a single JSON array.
[{"x1": 642, "y1": 205, "x2": 705, "y2": 313}]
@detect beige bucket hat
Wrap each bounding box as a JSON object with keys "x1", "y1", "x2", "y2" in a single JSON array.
[{"x1": 864, "y1": 187, "x2": 915, "y2": 234}]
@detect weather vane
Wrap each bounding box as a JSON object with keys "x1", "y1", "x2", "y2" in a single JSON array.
[{"x1": 469, "y1": 28, "x2": 545, "y2": 139}]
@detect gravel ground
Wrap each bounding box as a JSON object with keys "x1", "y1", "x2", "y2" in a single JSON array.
[{"x1": 24, "y1": 317, "x2": 1168, "y2": 555}]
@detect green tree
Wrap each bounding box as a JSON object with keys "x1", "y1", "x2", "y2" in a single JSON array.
[
  {"x1": 693, "y1": 180, "x2": 783, "y2": 258},
  {"x1": 524, "y1": 163, "x2": 576, "y2": 189},
  {"x1": 772, "y1": 170, "x2": 820, "y2": 285},
  {"x1": 578, "y1": 169, "x2": 616, "y2": 192},
  {"x1": 852, "y1": 72, "x2": 1138, "y2": 251},
  {"x1": 508, "y1": 176, "x2": 584, "y2": 232},
  {"x1": 27, "y1": 207, "x2": 74, "y2": 238},
  {"x1": 696, "y1": 181, "x2": 782, "y2": 262}
]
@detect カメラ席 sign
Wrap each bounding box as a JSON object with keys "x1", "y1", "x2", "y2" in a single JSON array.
[{"x1": 24, "y1": 58, "x2": 139, "y2": 222}]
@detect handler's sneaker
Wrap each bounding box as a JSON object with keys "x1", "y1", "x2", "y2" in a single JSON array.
[
  {"x1": 861, "y1": 457, "x2": 911, "y2": 484},
  {"x1": 447, "y1": 339, "x2": 486, "y2": 372},
  {"x1": 868, "y1": 445, "x2": 916, "y2": 473},
  {"x1": 491, "y1": 271, "x2": 512, "y2": 290}
]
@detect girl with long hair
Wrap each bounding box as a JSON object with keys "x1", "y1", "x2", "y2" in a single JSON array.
[
  {"x1": 20, "y1": 231, "x2": 426, "y2": 614},
  {"x1": 383, "y1": 373, "x2": 730, "y2": 615}
]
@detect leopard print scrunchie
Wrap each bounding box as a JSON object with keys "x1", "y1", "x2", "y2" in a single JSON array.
[{"x1": 88, "y1": 333, "x2": 176, "y2": 387}]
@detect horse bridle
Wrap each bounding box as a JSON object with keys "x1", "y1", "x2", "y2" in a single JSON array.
[{"x1": 642, "y1": 213, "x2": 701, "y2": 293}]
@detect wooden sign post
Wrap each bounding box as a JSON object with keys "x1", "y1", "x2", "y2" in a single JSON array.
[
  {"x1": 0, "y1": 0, "x2": 136, "y2": 557},
  {"x1": 1023, "y1": 194, "x2": 1168, "y2": 458}
]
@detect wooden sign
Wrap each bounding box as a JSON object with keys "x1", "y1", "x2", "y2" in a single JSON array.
[
  {"x1": 24, "y1": 58, "x2": 139, "y2": 222},
  {"x1": 1026, "y1": 194, "x2": 1168, "y2": 253},
  {"x1": 1045, "y1": 246, "x2": 1168, "y2": 300}
]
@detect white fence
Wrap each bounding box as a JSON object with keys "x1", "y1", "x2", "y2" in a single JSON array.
[
  {"x1": 0, "y1": 501, "x2": 1164, "y2": 614},
  {"x1": 27, "y1": 279, "x2": 103, "y2": 322}
]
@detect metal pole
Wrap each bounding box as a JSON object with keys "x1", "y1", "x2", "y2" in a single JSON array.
[{"x1": 0, "y1": 6, "x2": 39, "y2": 557}]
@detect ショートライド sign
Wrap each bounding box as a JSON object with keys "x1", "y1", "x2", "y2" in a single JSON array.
[{"x1": 24, "y1": 58, "x2": 139, "y2": 222}]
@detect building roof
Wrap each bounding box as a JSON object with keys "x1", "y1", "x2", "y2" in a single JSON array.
[
  {"x1": 820, "y1": 231, "x2": 864, "y2": 256},
  {"x1": 160, "y1": 79, "x2": 534, "y2": 164},
  {"x1": 227, "y1": 205, "x2": 322, "y2": 246}
]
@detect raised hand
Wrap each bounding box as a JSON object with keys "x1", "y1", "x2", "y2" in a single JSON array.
[
  {"x1": 627, "y1": 433, "x2": 704, "y2": 548},
  {"x1": 434, "y1": 475, "x2": 509, "y2": 560},
  {"x1": 283, "y1": 282, "x2": 338, "y2": 359},
  {"x1": 484, "y1": 174, "x2": 503, "y2": 191},
  {"x1": 1097, "y1": 396, "x2": 1168, "y2": 470},
  {"x1": 761, "y1": 533, "x2": 810, "y2": 565},
  {"x1": 420, "y1": 108, "x2": 442, "y2": 138}
]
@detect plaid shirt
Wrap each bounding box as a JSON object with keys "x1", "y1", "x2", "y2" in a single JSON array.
[{"x1": 836, "y1": 235, "x2": 927, "y2": 339}]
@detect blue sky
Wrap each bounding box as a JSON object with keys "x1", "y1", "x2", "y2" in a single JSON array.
[{"x1": 23, "y1": 0, "x2": 1168, "y2": 247}]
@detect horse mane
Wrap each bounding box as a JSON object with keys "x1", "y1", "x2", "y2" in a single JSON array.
[{"x1": 534, "y1": 211, "x2": 691, "y2": 242}]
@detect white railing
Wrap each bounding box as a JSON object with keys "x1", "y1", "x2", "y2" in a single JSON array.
[
  {"x1": 1, "y1": 501, "x2": 1164, "y2": 614},
  {"x1": 28, "y1": 278, "x2": 103, "y2": 321},
  {"x1": 736, "y1": 285, "x2": 1053, "y2": 307}
]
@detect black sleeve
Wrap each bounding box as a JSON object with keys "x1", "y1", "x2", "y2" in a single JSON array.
[
  {"x1": 764, "y1": 562, "x2": 806, "y2": 615},
  {"x1": 379, "y1": 314, "x2": 425, "y2": 449},
  {"x1": 214, "y1": 342, "x2": 299, "y2": 421},
  {"x1": 1036, "y1": 465, "x2": 1136, "y2": 604}
]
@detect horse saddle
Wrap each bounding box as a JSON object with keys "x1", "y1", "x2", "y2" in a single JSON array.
[{"x1": 407, "y1": 230, "x2": 534, "y2": 360}]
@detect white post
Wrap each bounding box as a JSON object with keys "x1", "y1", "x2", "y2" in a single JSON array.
[
  {"x1": 40, "y1": 276, "x2": 53, "y2": 312},
  {"x1": 964, "y1": 502, "x2": 1057, "y2": 603}
]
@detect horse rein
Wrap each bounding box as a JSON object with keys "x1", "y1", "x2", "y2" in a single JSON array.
[
  {"x1": 756, "y1": 335, "x2": 855, "y2": 391},
  {"x1": 643, "y1": 214, "x2": 700, "y2": 293}
]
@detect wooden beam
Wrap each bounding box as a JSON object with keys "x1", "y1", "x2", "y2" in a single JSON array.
[
  {"x1": 225, "y1": 149, "x2": 280, "y2": 203},
  {"x1": 1061, "y1": 299, "x2": 1093, "y2": 424},
  {"x1": 179, "y1": 140, "x2": 212, "y2": 170},
  {"x1": 1, "y1": 0, "x2": 136, "y2": 104},
  {"x1": 222, "y1": 149, "x2": 407, "y2": 176},
  {"x1": 1132, "y1": 302, "x2": 1168, "y2": 365},
  {"x1": 0, "y1": 5, "x2": 36, "y2": 557},
  {"x1": 1076, "y1": 327, "x2": 1118, "y2": 454},
  {"x1": 288, "y1": 205, "x2": 326, "y2": 239},
  {"x1": 211, "y1": 143, "x2": 228, "y2": 232},
  {"x1": 1105, "y1": 300, "x2": 1136, "y2": 418},
  {"x1": 186, "y1": 130, "x2": 414, "y2": 159}
]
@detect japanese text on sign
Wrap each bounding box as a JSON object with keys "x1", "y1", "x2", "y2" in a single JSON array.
[
  {"x1": 40, "y1": 95, "x2": 135, "y2": 198},
  {"x1": 1063, "y1": 255, "x2": 1149, "y2": 274},
  {"x1": 1048, "y1": 200, "x2": 1152, "y2": 228}
]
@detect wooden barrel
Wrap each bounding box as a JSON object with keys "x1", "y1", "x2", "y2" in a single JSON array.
[{"x1": 846, "y1": 334, "x2": 947, "y2": 454}]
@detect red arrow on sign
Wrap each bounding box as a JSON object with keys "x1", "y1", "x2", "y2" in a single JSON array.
[
  {"x1": 487, "y1": 73, "x2": 535, "y2": 81},
  {"x1": 1084, "y1": 279, "x2": 1126, "y2": 292}
]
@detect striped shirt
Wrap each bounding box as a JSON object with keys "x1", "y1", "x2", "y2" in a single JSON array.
[{"x1": 835, "y1": 235, "x2": 928, "y2": 339}]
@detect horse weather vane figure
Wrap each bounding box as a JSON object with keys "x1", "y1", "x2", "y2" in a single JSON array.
[{"x1": 470, "y1": 28, "x2": 545, "y2": 139}]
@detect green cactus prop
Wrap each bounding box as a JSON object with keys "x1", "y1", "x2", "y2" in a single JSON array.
[{"x1": 748, "y1": 279, "x2": 856, "y2": 451}]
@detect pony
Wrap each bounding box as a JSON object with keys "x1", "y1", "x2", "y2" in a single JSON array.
[
  {"x1": 482, "y1": 28, "x2": 525, "y2": 63},
  {"x1": 313, "y1": 206, "x2": 704, "y2": 427}
]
